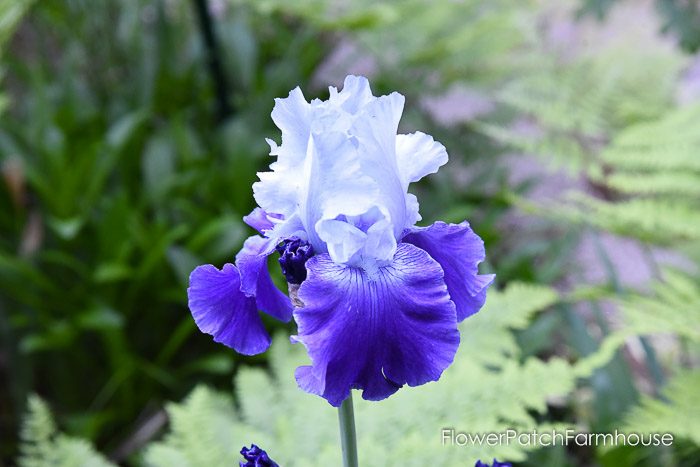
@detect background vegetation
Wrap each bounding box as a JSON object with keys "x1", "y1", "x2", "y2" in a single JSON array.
[{"x1": 1, "y1": 0, "x2": 698, "y2": 465}]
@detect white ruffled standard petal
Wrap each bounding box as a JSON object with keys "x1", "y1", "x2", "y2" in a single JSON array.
[
  {"x1": 300, "y1": 131, "x2": 380, "y2": 254},
  {"x1": 253, "y1": 87, "x2": 311, "y2": 218},
  {"x1": 270, "y1": 87, "x2": 312, "y2": 164},
  {"x1": 330, "y1": 75, "x2": 375, "y2": 114},
  {"x1": 252, "y1": 75, "x2": 454, "y2": 271},
  {"x1": 350, "y1": 92, "x2": 407, "y2": 240},
  {"x1": 395, "y1": 131, "x2": 448, "y2": 189}
]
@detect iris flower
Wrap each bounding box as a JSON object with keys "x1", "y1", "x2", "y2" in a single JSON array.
[{"x1": 188, "y1": 76, "x2": 493, "y2": 407}]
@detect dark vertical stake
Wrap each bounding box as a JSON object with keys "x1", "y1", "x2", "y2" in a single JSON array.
[{"x1": 192, "y1": 0, "x2": 232, "y2": 122}]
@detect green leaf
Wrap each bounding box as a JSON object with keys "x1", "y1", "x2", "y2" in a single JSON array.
[
  {"x1": 77, "y1": 307, "x2": 124, "y2": 331},
  {"x1": 142, "y1": 132, "x2": 176, "y2": 201},
  {"x1": 47, "y1": 216, "x2": 85, "y2": 241},
  {"x1": 106, "y1": 110, "x2": 150, "y2": 154},
  {"x1": 166, "y1": 246, "x2": 202, "y2": 288},
  {"x1": 93, "y1": 263, "x2": 133, "y2": 283},
  {"x1": 0, "y1": 0, "x2": 34, "y2": 50}
]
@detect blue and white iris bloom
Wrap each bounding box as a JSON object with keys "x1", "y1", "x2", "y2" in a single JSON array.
[{"x1": 188, "y1": 76, "x2": 494, "y2": 407}]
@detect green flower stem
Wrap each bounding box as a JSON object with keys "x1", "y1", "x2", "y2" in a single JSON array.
[{"x1": 338, "y1": 392, "x2": 358, "y2": 467}]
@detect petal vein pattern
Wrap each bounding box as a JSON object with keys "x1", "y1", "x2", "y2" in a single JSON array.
[
  {"x1": 293, "y1": 243, "x2": 460, "y2": 406},
  {"x1": 188, "y1": 264, "x2": 271, "y2": 355},
  {"x1": 404, "y1": 221, "x2": 495, "y2": 321}
]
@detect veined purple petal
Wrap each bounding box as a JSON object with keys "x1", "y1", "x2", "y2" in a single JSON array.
[
  {"x1": 236, "y1": 236, "x2": 293, "y2": 322},
  {"x1": 293, "y1": 243, "x2": 460, "y2": 406},
  {"x1": 403, "y1": 221, "x2": 494, "y2": 321},
  {"x1": 188, "y1": 264, "x2": 270, "y2": 355}
]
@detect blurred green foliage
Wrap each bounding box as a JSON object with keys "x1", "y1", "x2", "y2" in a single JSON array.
[
  {"x1": 0, "y1": 0, "x2": 331, "y2": 457},
  {"x1": 139, "y1": 284, "x2": 575, "y2": 466},
  {"x1": 2, "y1": 0, "x2": 699, "y2": 466},
  {"x1": 579, "y1": 0, "x2": 700, "y2": 53}
]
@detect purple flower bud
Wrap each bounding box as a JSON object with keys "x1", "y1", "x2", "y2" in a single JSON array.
[
  {"x1": 276, "y1": 237, "x2": 314, "y2": 284},
  {"x1": 240, "y1": 444, "x2": 279, "y2": 467},
  {"x1": 475, "y1": 459, "x2": 512, "y2": 467}
]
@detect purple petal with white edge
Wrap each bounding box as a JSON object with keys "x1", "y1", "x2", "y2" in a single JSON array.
[
  {"x1": 236, "y1": 236, "x2": 293, "y2": 322},
  {"x1": 403, "y1": 221, "x2": 494, "y2": 321},
  {"x1": 188, "y1": 264, "x2": 271, "y2": 355},
  {"x1": 293, "y1": 243, "x2": 460, "y2": 406}
]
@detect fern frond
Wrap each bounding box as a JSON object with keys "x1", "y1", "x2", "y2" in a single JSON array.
[
  {"x1": 475, "y1": 121, "x2": 591, "y2": 173},
  {"x1": 609, "y1": 103, "x2": 700, "y2": 150},
  {"x1": 597, "y1": 171, "x2": 700, "y2": 197},
  {"x1": 18, "y1": 396, "x2": 57, "y2": 467},
  {"x1": 503, "y1": 103, "x2": 700, "y2": 258},
  {"x1": 143, "y1": 386, "x2": 247, "y2": 467},
  {"x1": 458, "y1": 282, "x2": 559, "y2": 365},
  {"x1": 17, "y1": 395, "x2": 115, "y2": 467},
  {"x1": 617, "y1": 269, "x2": 700, "y2": 341},
  {"x1": 146, "y1": 283, "x2": 578, "y2": 466},
  {"x1": 497, "y1": 67, "x2": 609, "y2": 137},
  {"x1": 0, "y1": 0, "x2": 34, "y2": 47},
  {"x1": 624, "y1": 370, "x2": 700, "y2": 445},
  {"x1": 576, "y1": 269, "x2": 700, "y2": 377},
  {"x1": 591, "y1": 103, "x2": 700, "y2": 198},
  {"x1": 50, "y1": 436, "x2": 115, "y2": 467},
  {"x1": 517, "y1": 103, "x2": 700, "y2": 244},
  {"x1": 482, "y1": 35, "x2": 686, "y2": 173},
  {"x1": 550, "y1": 195, "x2": 700, "y2": 245}
]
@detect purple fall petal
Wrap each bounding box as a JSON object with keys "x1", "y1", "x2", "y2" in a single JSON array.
[
  {"x1": 236, "y1": 235, "x2": 293, "y2": 322},
  {"x1": 188, "y1": 264, "x2": 271, "y2": 355},
  {"x1": 403, "y1": 221, "x2": 494, "y2": 321},
  {"x1": 293, "y1": 243, "x2": 460, "y2": 406}
]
